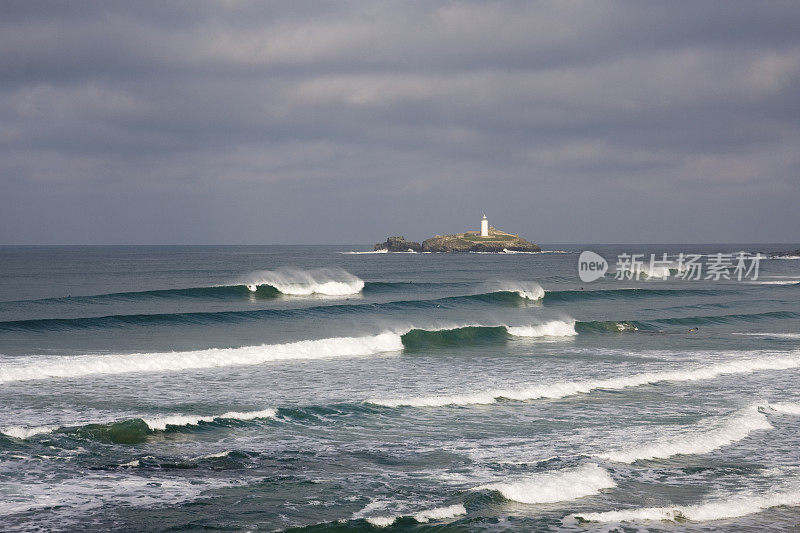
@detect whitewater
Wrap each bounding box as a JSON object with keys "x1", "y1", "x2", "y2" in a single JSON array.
[{"x1": 3, "y1": 246, "x2": 800, "y2": 532}]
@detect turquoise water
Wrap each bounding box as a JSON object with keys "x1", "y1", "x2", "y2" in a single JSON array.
[{"x1": 1, "y1": 244, "x2": 799, "y2": 531}]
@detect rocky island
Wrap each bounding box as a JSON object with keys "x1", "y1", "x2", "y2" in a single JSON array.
[{"x1": 374, "y1": 215, "x2": 540, "y2": 253}]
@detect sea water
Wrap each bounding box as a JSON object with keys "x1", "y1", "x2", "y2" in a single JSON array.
[{"x1": 1, "y1": 244, "x2": 799, "y2": 531}]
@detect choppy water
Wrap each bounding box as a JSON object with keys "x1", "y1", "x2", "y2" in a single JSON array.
[{"x1": 1, "y1": 244, "x2": 799, "y2": 532}]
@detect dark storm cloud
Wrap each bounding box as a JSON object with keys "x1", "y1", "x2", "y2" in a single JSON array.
[{"x1": 1, "y1": 1, "x2": 799, "y2": 244}]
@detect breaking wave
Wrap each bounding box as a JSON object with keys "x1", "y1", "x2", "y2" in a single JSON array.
[
  {"x1": 594, "y1": 404, "x2": 772, "y2": 463},
  {"x1": 0, "y1": 291, "x2": 548, "y2": 332},
  {"x1": 368, "y1": 353, "x2": 800, "y2": 407},
  {"x1": 0, "y1": 333, "x2": 403, "y2": 384},
  {"x1": 399, "y1": 321, "x2": 576, "y2": 350},
  {"x1": 0, "y1": 322, "x2": 577, "y2": 384},
  {"x1": 142, "y1": 408, "x2": 277, "y2": 431},
  {"x1": 570, "y1": 486, "x2": 800, "y2": 523},
  {"x1": 0, "y1": 409, "x2": 277, "y2": 443},
  {"x1": 363, "y1": 504, "x2": 467, "y2": 527},
  {"x1": 767, "y1": 402, "x2": 800, "y2": 415},
  {"x1": 0, "y1": 424, "x2": 59, "y2": 440},
  {"x1": 479, "y1": 281, "x2": 545, "y2": 301},
  {"x1": 476, "y1": 464, "x2": 615, "y2": 504},
  {"x1": 242, "y1": 268, "x2": 364, "y2": 295}
]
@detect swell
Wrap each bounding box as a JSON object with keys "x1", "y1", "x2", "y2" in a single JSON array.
[
  {"x1": 544, "y1": 287, "x2": 728, "y2": 303},
  {"x1": 1, "y1": 280, "x2": 453, "y2": 307},
  {"x1": 1, "y1": 284, "x2": 280, "y2": 307},
  {"x1": 2, "y1": 283, "x2": 735, "y2": 315},
  {"x1": 575, "y1": 310, "x2": 800, "y2": 334},
  {"x1": 6, "y1": 291, "x2": 789, "y2": 333},
  {"x1": 0, "y1": 291, "x2": 542, "y2": 332}
]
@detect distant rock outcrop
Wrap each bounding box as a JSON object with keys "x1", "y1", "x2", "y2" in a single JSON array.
[
  {"x1": 374, "y1": 236, "x2": 422, "y2": 252},
  {"x1": 375, "y1": 227, "x2": 540, "y2": 253}
]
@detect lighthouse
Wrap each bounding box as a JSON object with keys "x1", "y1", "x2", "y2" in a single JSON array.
[{"x1": 480, "y1": 214, "x2": 489, "y2": 237}]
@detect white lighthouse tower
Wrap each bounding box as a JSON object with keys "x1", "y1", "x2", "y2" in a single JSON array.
[{"x1": 480, "y1": 214, "x2": 489, "y2": 237}]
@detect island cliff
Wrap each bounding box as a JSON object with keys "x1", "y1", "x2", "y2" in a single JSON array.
[{"x1": 374, "y1": 227, "x2": 540, "y2": 253}]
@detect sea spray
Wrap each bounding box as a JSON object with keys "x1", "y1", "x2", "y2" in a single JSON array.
[
  {"x1": 242, "y1": 267, "x2": 364, "y2": 295},
  {"x1": 479, "y1": 281, "x2": 545, "y2": 301}
]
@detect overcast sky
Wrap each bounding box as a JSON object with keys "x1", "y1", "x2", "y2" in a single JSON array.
[{"x1": 1, "y1": 1, "x2": 799, "y2": 244}]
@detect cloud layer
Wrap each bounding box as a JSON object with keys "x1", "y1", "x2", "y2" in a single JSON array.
[{"x1": 1, "y1": 1, "x2": 799, "y2": 244}]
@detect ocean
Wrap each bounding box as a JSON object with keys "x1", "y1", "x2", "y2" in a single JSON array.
[{"x1": 1, "y1": 244, "x2": 799, "y2": 532}]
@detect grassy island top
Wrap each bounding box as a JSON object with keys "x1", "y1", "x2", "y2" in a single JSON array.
[{"x1": 450, "y1": 228, "x2": 519, "y2": 242}]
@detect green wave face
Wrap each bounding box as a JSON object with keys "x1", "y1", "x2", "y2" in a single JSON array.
[{"x1": 400, "y1": 326, "x2": 510, "y2": 351}]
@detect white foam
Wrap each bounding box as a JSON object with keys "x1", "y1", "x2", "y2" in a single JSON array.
[
  {"x1": 595, "y1": 404, "x2": 771, "y2": 463},
  {"x1": 749, "y1": 280, "x2": 800, "y2": 285},
  {"x1": 507, "y1": 320, "x2": 577, "y2": 338},
  {"x1": 340, "y1": 249, "x2": 389, "y2": 254},
  {"x1": 362, "y1": 504, "x2": 466, "y2": 527},
  {"x1": 571, "y1": 487, "x2": 800, "y2": 523},
  {"x1": 768, "y1": 402, "x2": 800, "y2": 415},
  {"x1": 477, "y1": 464, "x2": 615, "y2": 504},
  {"x1": 537, "y1": 250, "x2": 577, "y2": 254},
  {"x1": 143, "y1": 408, "x2": 276, "y2": 431},
  {"x1": 615, "y1": 262, "x2": 677, "y2": 280},
  {"x1": 0, "y1": 425, "x2": 58, "y2": 439},
  {"x1": 243, "y1": 267, "x2": 365, "y2": 295},
  {"x1": 734, "y1": 332, "x2": 800, "y2": 339},
  {"x1": 0, "y1": 333, "x2": 403, "y2": 384},
  {"x1": 0, "y1": 474, "x2": 224, "y2": 517},
  {"x1": 365, "y1": 515, "x2": 397, "y2": 527},
  {"x1": 413, "y1": 503, "x2": 467, "y2": 522},
  {"x1": 368, "y1": 353, "x2": 800, "y2": 407}
]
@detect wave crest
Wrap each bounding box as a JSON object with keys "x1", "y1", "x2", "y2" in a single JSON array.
[
  {"x1": 476, "y1": 464, "x2": 615, "y2": 504},
  {"x1": 243, "y1": 268, "x2": 364, "y2": 296},
  {"x1": 481, "y1": 281, "x2": 545, "y2": 301},
  {"x1": 0, "y1": 425, "x2": 59, "y2": 439},
  {"x1": 364, "y1": 504, "x2": 467, "y2": 527},
  {"x1": 143, "y1": 408, "x2": 277, "y2": 431},
  {"x1": 571, "y1": 487, "x2": 800, "y2": 523},
  {"x1": 595, "y1": 404, "x2": 771, "y2": 463}
]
